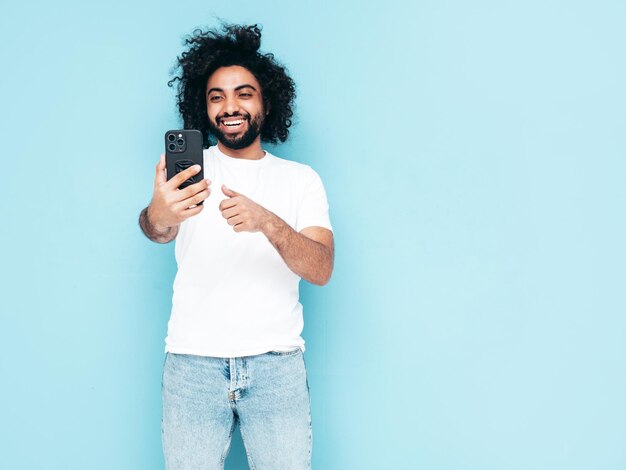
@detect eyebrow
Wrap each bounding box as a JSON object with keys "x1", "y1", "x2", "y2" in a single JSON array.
[{"x1": 207, "y1": 84, "x2": 258, "y2": 94}]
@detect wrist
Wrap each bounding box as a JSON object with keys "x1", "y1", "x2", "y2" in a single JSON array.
[
  {"x1": 263, "y1": 211, "x2": 289, "y2": 244},
  {"x1": 146, "y1": 205, "x2": 170, "y2": 234}
]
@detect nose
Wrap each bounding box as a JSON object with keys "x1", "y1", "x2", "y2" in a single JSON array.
[{"x1": 223, "y1": 95, "x2": 240, "y2": 115}]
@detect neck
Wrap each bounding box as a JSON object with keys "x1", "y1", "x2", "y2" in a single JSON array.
[{"x1": 217, "y1": 138, "x2": 265, "y2": 160}]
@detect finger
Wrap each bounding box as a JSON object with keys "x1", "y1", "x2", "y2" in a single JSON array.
[
  {"x1": 155, "y1": 154, "x2": 166, "y2": 186},
  {"x1": 176, "y1": 178, "x2": 211, "y2": 202},
  {"x1": 167, "y1": 164, "x2": 202, "y2": 189},
  {"x1": 179, "y1": 204, "x2": 204, "y2": 220},
  {"x1": 227, "y1": 215, "x2": 244, "y2": 227},
  {"x1": 219, "y1": 197, "x2": 238, "y2": 212},
  {"x1": 220, "y1": 206, "x2": 239, "y2": 220},
  {"x1": 174, "y1": 188, "x2": 210, "y2": 211},
  {"x1": 233, "y1": 221, "x2": 247, "y2": 232},
  {"x1": 221, "y1": 184, "x2": 241, "y2": 198}
]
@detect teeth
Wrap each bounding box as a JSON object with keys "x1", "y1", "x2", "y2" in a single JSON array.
[{"x1": 223, "y1": 119, "x2": 244, "y2": 126}]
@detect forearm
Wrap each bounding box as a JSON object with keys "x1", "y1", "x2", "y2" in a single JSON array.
[
  {"x1": 263, "y1": 214, "x2": 334, "y2": 286},
  {"x1": 138, "y1": 206, "x2": 179, "y2": 244}
]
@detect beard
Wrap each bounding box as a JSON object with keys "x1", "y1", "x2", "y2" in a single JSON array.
[{"x1": 208, "y1": 112, "x2": 264, "y2": 150}]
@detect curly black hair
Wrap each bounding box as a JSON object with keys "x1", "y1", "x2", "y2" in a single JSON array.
[{"x1": 168, "y1": 23, "x2": 296, "y2": 148}]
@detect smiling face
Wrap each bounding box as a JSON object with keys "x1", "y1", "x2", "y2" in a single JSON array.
[{"x1": 205, "y1": 65, "x2": 266, "y2": 151}]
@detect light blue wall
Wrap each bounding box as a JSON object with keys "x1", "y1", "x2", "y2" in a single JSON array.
[{"x1": 1, "y1": 1, "x2": 625, "y2": 469}]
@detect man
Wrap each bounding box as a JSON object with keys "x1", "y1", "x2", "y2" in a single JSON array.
[{"x1": 138, "y1": 24, "x2": 334, "y2": 469}]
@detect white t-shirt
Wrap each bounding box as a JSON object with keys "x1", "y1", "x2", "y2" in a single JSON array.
[{"x1": 165, "y1": 145, "x2": 333, "y2": 358}]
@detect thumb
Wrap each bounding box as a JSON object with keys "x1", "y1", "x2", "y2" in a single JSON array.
[{"x1": 221, "y1": 184, "x2": 240, "y2": 197}]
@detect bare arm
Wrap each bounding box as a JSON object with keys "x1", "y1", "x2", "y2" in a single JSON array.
[
  {"x1": 139, "y1": 154, "x2": 211, "y2": 244},
  {"x1": 219, "y1": 185, "x2": 334, "y2": 285},
  {"x1": 265, "y1": 217, "x2": 334, "y2": 286}
]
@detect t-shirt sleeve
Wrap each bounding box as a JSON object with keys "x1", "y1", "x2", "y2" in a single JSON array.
[{"x1": 295, "y1": 167, "x2": 333, "y2": 233}]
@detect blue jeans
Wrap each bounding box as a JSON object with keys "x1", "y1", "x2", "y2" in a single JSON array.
[{"x1": 161, "y1": 349, "x2": 312, "y2": 469}]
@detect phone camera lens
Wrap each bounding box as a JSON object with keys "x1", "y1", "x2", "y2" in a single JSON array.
[
  {"x1": 177, "y1": 139, "x2": 185, "y2": 146},
  {"x1": 168, "y1": 134, "x2": 176, "y2": 142},
  {"x1": 168, "y1": 143, "x2": 176, "y2": 151}
]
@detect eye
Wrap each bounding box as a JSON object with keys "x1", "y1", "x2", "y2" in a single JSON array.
[
  {"x1": 209, "y1": 95, "x2": 223, "y2": 102},
  {"x1": 239, "y1": 92, "x2": 252, "y2": 98}
]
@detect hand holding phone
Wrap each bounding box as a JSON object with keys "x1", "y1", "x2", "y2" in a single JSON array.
[{"x1": 148, "y1": 154, "x2": 211, "y2": 230}]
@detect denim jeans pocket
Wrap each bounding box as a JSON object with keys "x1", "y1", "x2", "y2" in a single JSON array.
[{"x1": 267, "y1": 347, "x2": 301, "y2": 356}]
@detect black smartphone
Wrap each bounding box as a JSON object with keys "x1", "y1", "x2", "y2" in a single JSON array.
[{"x1": 165, "y1": 129, "x2": 204, "y2": 193}]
